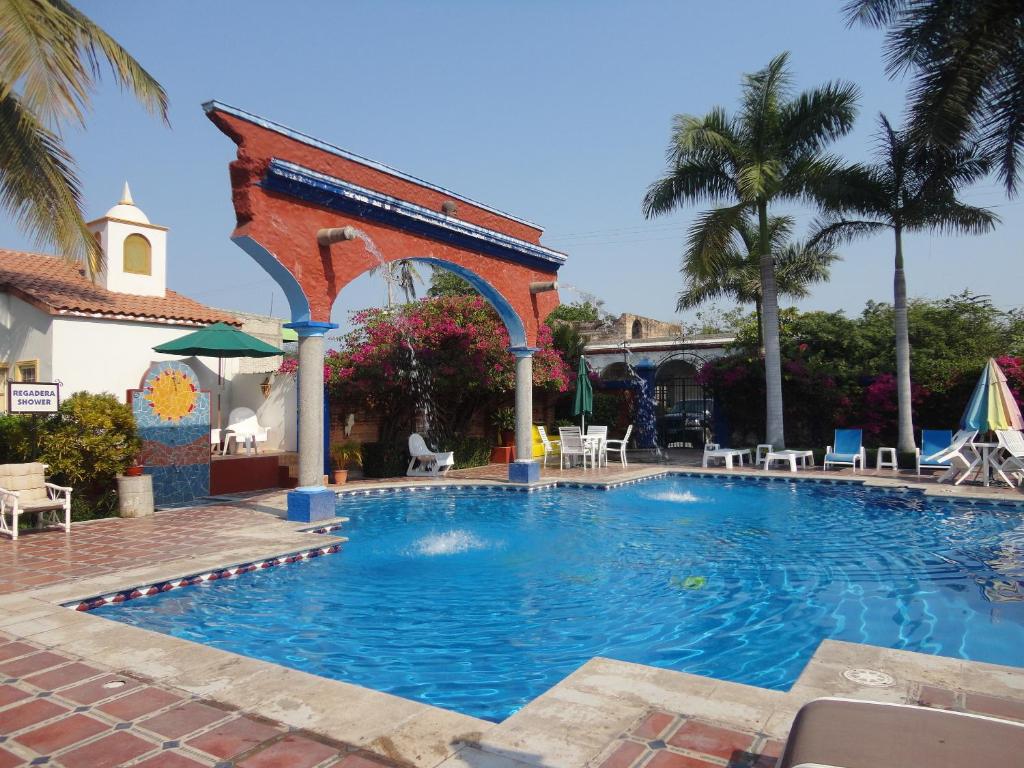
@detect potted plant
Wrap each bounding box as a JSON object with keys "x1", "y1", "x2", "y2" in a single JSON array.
[
  {"x1": 330, "y1": 440, "x2": 363, "y2": 484},
  {"x1": 491, "y1": 407, "x2": 516, "y2": 447}
]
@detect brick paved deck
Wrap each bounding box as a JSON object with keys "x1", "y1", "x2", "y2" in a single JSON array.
[
  {"x1": 1, "y1": 459, "x2": 1022, "y2": 768},
  {"x1": 0, "y1": 632, "x2": 400, "y2": 768}
]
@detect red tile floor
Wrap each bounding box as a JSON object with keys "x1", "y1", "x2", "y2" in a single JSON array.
[
  {"x1": 0, "y1": 506, "x2": 279, "y2": 594},
  {"x1": 0, "y1": 633, "x2": 401, "y2": 768},
  {"x1": 594, "y1": 683, "x2": 1024, "y2": 768}
]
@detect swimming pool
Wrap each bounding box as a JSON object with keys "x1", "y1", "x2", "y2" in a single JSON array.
[{"x1": 94, "y1": 475, "x2": 1024, "y2": 722}]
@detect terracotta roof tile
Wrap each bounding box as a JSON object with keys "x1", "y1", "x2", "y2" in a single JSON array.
[{"x1": 0, "y1": 249, "x2": 239, "y2": 326}]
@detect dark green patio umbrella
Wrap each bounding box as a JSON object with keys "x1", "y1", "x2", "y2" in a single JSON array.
[
  {"x1": 153, "y1": 322, "x2": 282, "y2": 429},
  {"x1": 153, "y1": 322, "x2": 281, "y2": 359},
  {"x1": 572, "y1": 355, "x2": 593, "y2": 432}
]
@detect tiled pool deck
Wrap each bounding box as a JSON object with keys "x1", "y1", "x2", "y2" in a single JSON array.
[{"x1": 1, "y1": 458, "x2": 1022, "y2": 767}]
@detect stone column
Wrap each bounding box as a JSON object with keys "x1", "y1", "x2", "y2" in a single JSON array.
[
  {"x1": 285, "y1": 320, "x2": 337, "y2": 522},
  {"x1": 509, "y1": 346, "x2": 540, "y2": 483}
]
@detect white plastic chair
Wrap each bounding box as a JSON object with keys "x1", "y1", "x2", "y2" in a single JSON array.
[
  {"x1": 536, "y1": 426, "x2": 559, "y2": 468},
  {"x1": 604, "y1": 425, "x2": 633, "y2": 466},
  {"x1": 586, "y1": 425, "x2": 608, "y2": 467},
  {"x1": 928, "y1": 429, "x2": 980, "y2": 484},
  {"x1": 406, "y1": 433, "x2": 455, "y2": 477},
  {"x1": 558, "y1": 426, "x2": 594, "y2": 470},
  {"x1": 224, "y1": 407, "x2": 270, "y2": 454},
  {"x1": 993, "y1": 429, "x2": 1024, "y2": 486}
]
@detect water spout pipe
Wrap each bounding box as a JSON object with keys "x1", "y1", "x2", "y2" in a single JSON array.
[
  {"x1": 529, "y1": 280, "x2": 558, "y2": 294},
  {"x1": 317, "y1": 226, "x2": 358, "y2": 246}
]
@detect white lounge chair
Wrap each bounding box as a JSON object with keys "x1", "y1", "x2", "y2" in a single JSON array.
[
  {"x1": 558, "y1": 426, "x2": 595, "y2": 469},
  {"x1": 0, "y1": 463, "x2": 72, "y2": 540},
  {"x1": 406, "y1": 433, "x2": 455, "y2": 477},
  {"x1": 823, "y1": 428, "x2": 865, "y2": 472},
  {"x1": 929, "y1": 428, "x2": 980, "y2": 484},
  {"x1": 993, "y1": 429, "x2": 1024, "y2": 486},
  {"x1": 536, "y1": 426, "x2": 559, "y2": 468},
  {"x1": 604, "y1": 425, "x2": 633, "y2": 466},
  {"x1": 586, "y1": 425, "x2": 608, "y2": 467},
  {"x1": 915, "y1": 429, "x2": 952, "y2": 476},
  {"x1": 225, "y1": 407, "x2": 270, "y2": 454},
  {"x1": 702, "y1": 442, "x2": 752, "y2": 468}
]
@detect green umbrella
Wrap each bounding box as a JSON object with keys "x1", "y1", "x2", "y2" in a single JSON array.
[
  {"x1": 153, "y1": 322, "x2": 281, "y2": 358},
  {"x1": 572, "y1": 355, "x2": 593, "y2": 432},
  {"x1": 153, "y1": 322, "x2": 282, "y2": 430}
]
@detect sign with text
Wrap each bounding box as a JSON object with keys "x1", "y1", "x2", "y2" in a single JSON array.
[{"x1": 8, "y1": 382, "x2": 60, "y2": 413}]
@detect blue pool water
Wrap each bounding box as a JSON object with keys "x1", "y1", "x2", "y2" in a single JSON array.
[{"x1": 95, "y1": 476, "x2": 1024, "y2": 722}]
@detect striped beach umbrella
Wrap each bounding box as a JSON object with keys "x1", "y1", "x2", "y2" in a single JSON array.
[{"x1": 960, "y1": 358, "x2": 1024, "y2": 432}]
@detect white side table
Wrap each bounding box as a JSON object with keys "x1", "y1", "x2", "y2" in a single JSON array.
[
  {"x1": 756, "y1": 444, "x2": 774, "y2": 467},
  {"x1": 876, "y1": 446, "x2": 897, "y2": 471}
]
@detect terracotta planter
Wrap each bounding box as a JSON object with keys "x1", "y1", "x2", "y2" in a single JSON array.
[
  {"x1": 500, "y1": 429, "x2": 516, "y2": 447},
  {"x1": 125, "y1": 465, "x2": 144, "y2": 477},
  {"x1": 333, "y1": 469, "x2": 348, "y2": 485}
]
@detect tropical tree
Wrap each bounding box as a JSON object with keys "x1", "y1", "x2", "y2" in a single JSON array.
[
  {"x1": 0, "y1": 0, "x2": 168, "y2": 274},
  {"x1": 369, "y1": 259, "x2": 423, "y2": 306},
  {"x1": 427, "y1": 266, "x2": 477, "y2": 297},
  {"x1": 643, "y1": 52, "x2": 858, "y2": 447},
  {"x1": 811, "y1": 114, "x2": 997, "y2": 453},
  {"x1": 844, "y1": 0, "x2": 1024, "y2": 194},
  {"x1": 677, "y1": 213, "x2": 839, "y2": 352}
]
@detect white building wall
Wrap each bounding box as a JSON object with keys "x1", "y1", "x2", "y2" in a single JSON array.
[
  {"x1": 50, "y1": 315, "x2": 239, "y2": 418},
  {"x1": 0, "y1": 296, "x2": 55, "y2": 381},
  {"x1": 90, "y1": 218, "x2": 168, "y2": 298},
  {"x1": 228, "y1": 372, "x2": 297, "y2": 452}
]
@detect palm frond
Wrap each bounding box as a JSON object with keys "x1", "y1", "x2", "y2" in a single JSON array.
[
  {"x1": 684, "y1": 203, "x2": 748, "y2": 275},
  {"x1": 0, "y1": 91, "x2": 101, "y2": 272},
  {"x1": 642, "y1": 161, "x2": 738, "y2": 217},
  {"x1": 806, "y1": 216, "x2": 890, "y2": 249},
  {"x1": 779, "y1": 80, "x2": 860, "y2": 156}
]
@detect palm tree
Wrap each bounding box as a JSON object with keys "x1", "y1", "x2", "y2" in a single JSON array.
[
  {"x1": 370, "y1": 259, "x2": 423, "y2": 306},
  {"x1": 678, "y1": 213, "x2": 839, "y2": 352},
  {"x1": 812, "y1": 114, "x2": 997, "y2": 453},
  {"x1": 643, "y1": 52, "x2": 858, "y2": 447},
  {"x1": 844, "y1": 0, "x2": 1024, "y2": 194},
  {"x1": 0, "y1": 0, "x2": 169, "y2": 274}
]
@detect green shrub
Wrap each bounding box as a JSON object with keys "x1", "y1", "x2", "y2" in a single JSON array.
[
  {"x1": 39, "y1": 392, "x2": 139, "y2": 499},
  {"x1": 443, "y1": 436, "x2": 492, "y2": 469},
  {"x1": 0, "y1": 414, "x2": 33, "y2": 464},
  {"x1": 361, "y1": 441, "x2": 408, "y2": 478}
]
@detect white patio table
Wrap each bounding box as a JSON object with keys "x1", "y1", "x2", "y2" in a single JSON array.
[{"x1": 763, "y1": 449, "x2": 815, "y2": 472}]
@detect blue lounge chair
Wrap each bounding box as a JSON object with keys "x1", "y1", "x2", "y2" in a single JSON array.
[
  {"x1": 824, "y1": 429, "x2": 865, "y2": 472},
  {"x1": 916, "y1": 429, "x2": 952, "y2": 476}
]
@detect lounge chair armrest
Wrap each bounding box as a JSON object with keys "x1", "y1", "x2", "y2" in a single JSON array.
[
  {"x1": 45, "y1": 482, "x2": 73, "y2": 495},
  {"x1": 826, "y1": 445, "x2": 832, "y2": 454},
  {"x1": 0, "y1": 487, "x2": 18, "y2": 504}
]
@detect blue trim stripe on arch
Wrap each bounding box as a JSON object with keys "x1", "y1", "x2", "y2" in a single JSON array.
[
  {"x1": 260, "y1": 159, "x2": 566, "y2": 274},
  {"x1": 232, "y1": 235, "x2": 311, "y2": 324}
]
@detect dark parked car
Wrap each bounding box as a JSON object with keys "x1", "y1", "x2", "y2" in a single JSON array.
[{"x1": 657, "y1": 399, "x2": 712, "y2": 448}]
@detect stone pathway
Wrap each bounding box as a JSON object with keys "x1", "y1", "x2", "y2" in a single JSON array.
[{"x1": 0, "y1": 632, "x2": 400, "y2": 768}]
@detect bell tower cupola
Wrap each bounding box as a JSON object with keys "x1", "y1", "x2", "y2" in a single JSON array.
[{"x1": 87, "y1": 182, "x2": 168, "y2": 297}]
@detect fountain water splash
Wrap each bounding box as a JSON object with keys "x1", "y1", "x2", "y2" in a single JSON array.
[{"x1": 347, "y1": 228, "x2": 437, "y2": 440}]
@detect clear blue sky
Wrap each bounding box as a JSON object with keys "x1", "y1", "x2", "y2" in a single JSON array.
[{"x1": 1, "y1": 1, "x2": 1020, "y2": 330}]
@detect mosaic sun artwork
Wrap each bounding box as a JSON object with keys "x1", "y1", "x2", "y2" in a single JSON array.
[{"x1": 145, "y1": 368, "x2": 198, "y2": 421}]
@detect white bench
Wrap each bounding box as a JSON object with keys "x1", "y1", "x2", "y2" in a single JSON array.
[{"x1": 0, "y1": 463, "x2": 72, "y2": 540}]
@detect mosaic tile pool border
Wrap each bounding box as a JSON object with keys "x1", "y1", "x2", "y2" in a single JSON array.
[
  {"x1": 64, "y1": 541, "x2": 345, "y2": 612},
  {"x1": 332, "y1": 471, "x2": 1024, "y2": 509}
]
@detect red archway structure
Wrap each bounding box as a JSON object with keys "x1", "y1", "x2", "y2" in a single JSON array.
[{"x1": 205, "y1": 102, "x2": 565, "y2": 518}]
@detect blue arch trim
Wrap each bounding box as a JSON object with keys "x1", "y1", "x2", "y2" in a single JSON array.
[
  {"x1": 232, "y1": 235, "x2": 311, "y2": 324},
  {"x1": 410, "y1": 258, "x2": 527, "y2": 348}
]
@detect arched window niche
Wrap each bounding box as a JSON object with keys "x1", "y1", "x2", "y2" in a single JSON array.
[{"x1": 123, "y1": 233, "x2": 152, "y2": 275}]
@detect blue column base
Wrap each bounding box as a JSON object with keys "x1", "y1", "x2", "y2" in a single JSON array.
[
  {"x1": 287, "y1": 487, "x2": 336, "y2": 523},
  {"x1": 508, "y1": 460, "x2": 541, "y2": 484}
]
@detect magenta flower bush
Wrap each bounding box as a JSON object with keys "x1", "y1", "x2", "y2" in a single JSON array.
[{"x1": 282, "y1": 295, "x2": 569, "y2": 447}]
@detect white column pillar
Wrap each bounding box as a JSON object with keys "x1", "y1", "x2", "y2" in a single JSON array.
[
  {"x1": 286, "y1": 320, "x2": 337, "y2": 521},
  {"x1": 509, "y1": 346, "x2": 540, "y2": 483}
]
